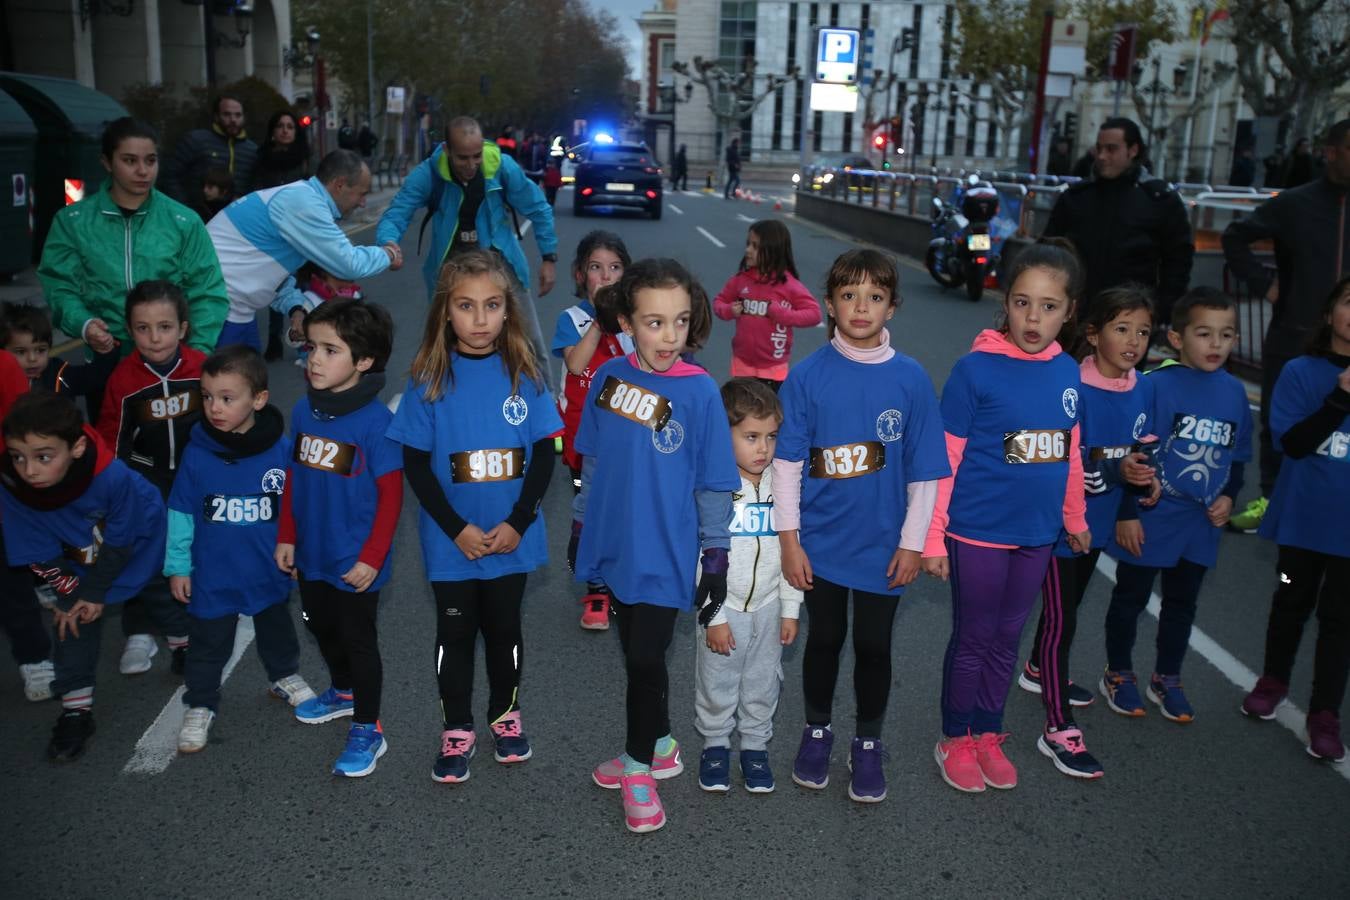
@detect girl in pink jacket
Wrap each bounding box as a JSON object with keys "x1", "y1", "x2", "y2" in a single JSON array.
[{"x1": 713, "y1": 220, "x2": 822, "y2": 390}]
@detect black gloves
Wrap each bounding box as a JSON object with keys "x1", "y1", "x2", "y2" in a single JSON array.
[{"x1": 695, "y1": 547, "x2": 729, "y2": 627}]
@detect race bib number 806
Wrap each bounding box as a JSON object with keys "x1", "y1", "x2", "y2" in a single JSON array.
[{"x1": 596, "y1": 376, "x2": 673, "y2": 432}]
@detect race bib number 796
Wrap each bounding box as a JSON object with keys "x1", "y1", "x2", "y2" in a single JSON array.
[{"x1": 1004, "y1": 429, "x2": 1070, "y2": 464}]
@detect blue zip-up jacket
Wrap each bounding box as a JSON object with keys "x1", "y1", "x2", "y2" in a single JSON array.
[
  {"x1": 207, "y1": 177, "x2": 390, "y2": 324},
  {"x1": 375, "y1": 142, "x2": 558, "y2": 296}
]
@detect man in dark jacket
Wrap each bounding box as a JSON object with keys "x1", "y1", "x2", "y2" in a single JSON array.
[
  {"x1": 163, "y1": 94, "x2": 258, "y2": 203},
  {"x1": 1221, "y1": 118, "x2": 1350, "y2": 531},
  {"x1": 724, "y1": 138, "x2": 742, "y2": 199},
  {"x1": 1043, "y1": 117, "x2": 1194, "y2": 326}
]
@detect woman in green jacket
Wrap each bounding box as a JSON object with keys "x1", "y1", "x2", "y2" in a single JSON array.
[{"x1": 37, "y1": 117, "x2": 228, "y2": 354}]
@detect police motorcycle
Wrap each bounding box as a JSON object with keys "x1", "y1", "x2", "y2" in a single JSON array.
[{"x1": 925, "y1": 174, "x2": 1000, "y2": 302}]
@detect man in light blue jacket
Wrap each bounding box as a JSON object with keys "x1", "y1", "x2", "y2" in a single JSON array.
[
  {"x1": 208, "y1": 150, "x2": 402, "y2": 350},
  {"x1": 376, "y1": 116, "x2": 559, "y2": 387}
]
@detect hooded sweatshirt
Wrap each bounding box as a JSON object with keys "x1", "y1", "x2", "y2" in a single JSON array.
[
  {"x1": 925, "y1": 330, "x2": 1088, "y2": 554},
  {"x1": 706, "y1": 467, "x2": 804, "y2": 627},
  {"x1": 713, "y1": 270, "x2": 822, "y2": 376}
]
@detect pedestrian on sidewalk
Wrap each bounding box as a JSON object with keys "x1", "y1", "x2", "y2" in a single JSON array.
[
  {"x1": 724, "y1": 138, "x2": 742, "y2": 199},
  {"x1": 672, "y1": 144, "x2": 688, "y2": 192},
  {"x1": 162, "y1": 93, "x2": 257, "y2": 202}
]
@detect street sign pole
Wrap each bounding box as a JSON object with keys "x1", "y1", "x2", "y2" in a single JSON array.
[{"x1": 1028, "y1": 8, "x2": 1055, "y2": 175}]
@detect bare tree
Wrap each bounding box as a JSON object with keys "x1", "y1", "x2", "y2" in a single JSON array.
[
  {"x1": 1228, "y1": 0, "x2": 1350, "y2": 143},
  {"x1": 671, "y1": 55, "x2": 798, "y2": 180}
]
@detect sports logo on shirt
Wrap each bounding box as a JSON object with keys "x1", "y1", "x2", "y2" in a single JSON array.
[
  {"x1": 875, "y1": 409, "x2": 904, "y2": 442},
  {"x1": 652, "y1": 419, "x2": 685, "y2": 454},
  {"x1": 1061, "y1": 388, "x2": 1079, "y2": 420},
  {"x1": 1132, "y1": 413, "x2": 1147, "y2": 440},
  {"x1": 502, "y1": 394, "x2": 529, "y2": 426},
  {"x1": 261, "y1": 468, "x2": 286, "y2": 494}
]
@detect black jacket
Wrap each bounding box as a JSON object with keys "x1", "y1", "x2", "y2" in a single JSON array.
[
  {"x1": 1222, "y1": 176, "x2": 1349, "y2": 356},
  {"x1": 1042, "y1": 165, "x2": 1194, "y2": 323},
  {"x1": 163, "y1": 125, "x2": 258, "y2": 202}
]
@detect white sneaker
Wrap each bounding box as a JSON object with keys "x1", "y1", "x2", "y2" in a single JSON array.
[
  {"x1": 178, "y1": 707, "x2": 215, "y2": 753},
  {"x1": 119, "y1": 634, "x2": 158, "y2": 674},
  {"x1": 269, "y1": 674, "x2": 317, "y2": 707},
  {"x1": 19, "y1": 660, "x2": 55, "y2": 701}
]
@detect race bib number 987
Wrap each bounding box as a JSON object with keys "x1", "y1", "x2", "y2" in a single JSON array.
[
  {"x1": 293, "y1": 433, "x2": 357, "y2": 475},
  {"x1": 450, "y1": 448, "x2": 526, "y2": 483},
  {"x1": 1171, "y1": 414, "x2": 1236, "y2": 448},
  {"x1": 596, "y1": 376, "x2": 673, "y2": 432},
  {"x1": 809, "y1": 442, "x2": 885, "y2": 479},
  {"x1": 137, "y1": 390, "x2": 199, "y2": 423},
  {"x1": 1004, "y1": 429, "x2": 1070, "y2": 464}
]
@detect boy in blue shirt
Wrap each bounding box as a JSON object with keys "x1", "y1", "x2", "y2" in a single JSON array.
[
  {"x1": 1103, "y1": 287, "x2": 1254, "y2": 722},
  {"x1": 166, "y1": 346, "x2": 316, "y2": 754},
  {"x1": 0, "y1": 392, "x2": 168, "y2": 762},
  {"x1": 275, "y1": 298, "x2": 402, "y2": 777}
]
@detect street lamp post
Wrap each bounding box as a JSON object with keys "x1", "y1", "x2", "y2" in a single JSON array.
[{"x1": 929, "y1": 85, "x2": 952, "y2": 168}]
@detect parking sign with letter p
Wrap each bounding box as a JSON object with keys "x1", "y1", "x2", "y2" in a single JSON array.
[{"x1": 816, "y1": 28, "x2": 860, "y2": 83}]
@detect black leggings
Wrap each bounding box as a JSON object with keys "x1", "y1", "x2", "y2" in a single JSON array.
[
  {"x1": 1032, "y1": 550, "x2": 1101, "y2": 729},
  {"x1": 612, "y1": 598, "x2": 678, "y2": 765},
  {"x1": 1262, "y1": 545, "x2": 1350, "y2": 714},
  {"x1": 802, "y1": 576, "x2": 901, "y2": 737},
  {"x1": 1105, "y1": 558, "x2": 1207, "y2": 676},
  {"x1": 433, "y1": 575, "x2": 526, "y2": 727},
  {"x1": 298, "y1": 579, "x2": 382, "y2": 723}
]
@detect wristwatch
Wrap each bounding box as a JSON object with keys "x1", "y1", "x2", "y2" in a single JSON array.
[{"x1": 541, "y1": 253, "x2": 558, "y2": 262}]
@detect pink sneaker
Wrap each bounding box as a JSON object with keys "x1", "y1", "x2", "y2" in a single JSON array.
[
  {"x1": 620, "y1": 772, "x2": 666, "y2": 833},
  {"x1": 934, "y1": 735, "x2": 985, "y2": 793},
  {"x1": 975, "y1": 732, "x2": 1017, "y2": 789},
  {"x1": 592, "y1": 741, "x2": 684, "y2": 789},
  {"x1": 579, "y1": 593, "x2": 610, "y2": 630}
]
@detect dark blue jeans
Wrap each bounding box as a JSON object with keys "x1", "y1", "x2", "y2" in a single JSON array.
[
  {"x1": 1105, "y1": 558, "x2": 1208, "y2": 676},
  {"x1": 183, "y1": 600, "x2": 301, "y2": 711},
  {"x1": 1, "y1": 569, "x2": 48, "y2": 665}
]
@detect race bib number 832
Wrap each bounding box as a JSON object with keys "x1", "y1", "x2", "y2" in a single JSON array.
[{"x1": 809, "y1": 441, "x2": 885, "y2": 479}]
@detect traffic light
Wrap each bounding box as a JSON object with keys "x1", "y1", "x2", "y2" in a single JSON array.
[
  {"x1": 299, "y1": 114, "x2": 313, "y2": 128},
  {"x1": 873, "y1": 132, "x2": 887, "y2": 148}
]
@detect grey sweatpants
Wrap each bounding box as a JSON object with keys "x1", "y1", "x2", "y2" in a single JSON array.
[{"x1": 694, "y1": 599, "x2": 784, "y2": 751}]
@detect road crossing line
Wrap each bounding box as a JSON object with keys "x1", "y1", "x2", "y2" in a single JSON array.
[
  {"x1": 736, "y1": 213, "x2": 756, "y2": 223},
  {"x1": 667, "y1": 203, "x2": 684, "y2": 215},
  {"x1": 696, "y1": 226, "x2": 726, "y2": 248},
  {"x1": 122, "y1": 617, "x2": 256, "y2": 775},
  {"x1": 1093, "y1": 555, "x2": 1349, "y2": 782}
]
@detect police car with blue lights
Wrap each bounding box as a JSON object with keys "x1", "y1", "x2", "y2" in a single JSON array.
[{"x1": 571, "y1": 134, "x2": 664, "y2": 220}]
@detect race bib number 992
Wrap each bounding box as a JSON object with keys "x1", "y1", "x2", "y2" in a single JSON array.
[{"x1": 293, "y1": 433, "x2": 357, "y2": 475}]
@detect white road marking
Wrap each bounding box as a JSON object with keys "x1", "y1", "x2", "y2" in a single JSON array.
[
  {"x1": 696, "y1": 226, "x2": 726, "y2": 248},
  {"x1": 668, "y1": 203, "x2": 684, "y2": 215},
  {"x1": 736, "y1": 213, "x2": 756, "y2": 223},
  {"x1": 680, "y1": 190, "x2": 705, "y2": 197},
  {"x1": 1093, "y1": 555, "x2": 1348, "y2": 782},
  {"x1": 122, "y1": 617, "x2": 256, "y2": 775}
]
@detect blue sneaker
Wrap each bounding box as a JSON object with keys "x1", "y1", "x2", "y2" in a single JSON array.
[
  {"x1": 791, "y1": 725, "x2": 833, "y2": 789},
  {"x1": 698, "y1": 746, "x2": 731, "y2": 792},
  {"x1": 333, "y1": 722, "x2": 386, "y2": 777},
  {"x1": 847, "y1": 737, "x2": 888, "y2": 803},
  {"x1": 432, "y1": 727, "x2": 476, "y2": 783},
  {"x1": 740, "y1": 750, "x2": 775, "y2": 793},
  {"x1": 490, "y1": 710, "x2": 532, "y2": 763},
  {"x1": 1099, "y1": 669, "x2": 1146, "y2": 717},
  {"x1": 1147, "y1": 673, "x2": 1195, "y2": 723},
  {"x1": 294, "y1": 686, "x2": 354, "y2": 725}
]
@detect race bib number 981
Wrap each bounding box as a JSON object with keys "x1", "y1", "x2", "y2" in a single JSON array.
[
  {"x1": 1004, "y1": 429, "x2": 1070, "y2": 464},
  {"x1": 1171, "y1": 414, "x2": 1236, "y2": 448},
  {"x1": 596, "y1": 376, "x2": 673, "y2": 432},
  {"x1": 203, "y1": 494, "x2": 277, "y2": 524},
  {"x1": 450, "y1": 448, "x2": 526, "y2": 483},
  {"x1": 809, "y1": 442, "x2": 885, "y2": 479},
  {"x1": 293, "y1": 433, "x2": 357, "y2": 475}
]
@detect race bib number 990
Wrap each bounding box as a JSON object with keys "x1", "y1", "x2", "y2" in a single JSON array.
[
  {"x1": 450, "y1": 448, "x2": 526, "y2": 483},
  {"x1": 203, "y1": 494, "x2": 277, "y2": 524},
  {"x1": 137, "y1": 390, "x2": 199, "y2": 423},
  {"x1": 1171, "y1": 414, "x2": 1236, "y2": 448},
  {"x1": 293, "y1": 433, "x2": 357, "y2": 475},
  {"x1": 1004, "y1": 429, "x2": 1070, "y2": 464},
  {"x1": 809, "y1": 442, "x2": 885, "y2": 479},
  {"x1": 596, "y1": 376, "x2": 673, "y2": 432}
]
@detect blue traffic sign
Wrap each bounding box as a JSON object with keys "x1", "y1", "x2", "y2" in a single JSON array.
[{"x1": 816, "y1": 28, "x2": 860, "y2": 83}]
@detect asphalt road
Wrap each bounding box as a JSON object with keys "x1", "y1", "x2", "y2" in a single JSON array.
[{"x1": 3, "y1": 181, "x2": 1347, "y2": 899}]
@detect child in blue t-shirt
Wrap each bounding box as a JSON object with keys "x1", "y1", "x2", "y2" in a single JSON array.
[
  {"x1": 1243, "y1": 277, "x2": 1350, "y2": 762},
  {"x1": 165, "y1": 346, "x2": 316, "y2": 754},
  {"x1": 0, "y1": 392, "x2": 168, "y2": 763},
  {"x1": 923, "y1": 240, "x2": 1091, "y2": 794},
  {"x1": 552, "y1": 230, "x2": 632, "y2": 629},
  {"x1": 573, "y1": 258, "x2": 740, "y2": 834},
  {"x1": 1103, "y1": 287, "x2": 1254, "y2": 723},
  {"x1": 774, "y1": 249, "x2": 947, "y2": 803},
  {"x1": 1018, "y1": 286, "x2": 1158, "y2": 780},
  {"x1": 388, "y1": 250, "x2": 562, "y2": 784},
  {"x1": 274, "y1": 298, "x2": 403, "y2": 778}
]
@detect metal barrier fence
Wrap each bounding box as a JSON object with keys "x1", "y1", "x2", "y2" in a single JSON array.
[{"x1": 798, "y1": 164, "x2": 1277, "y2": 376}]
